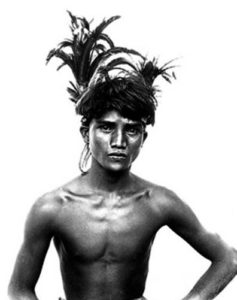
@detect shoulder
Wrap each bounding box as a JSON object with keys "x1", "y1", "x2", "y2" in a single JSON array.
[
  {"x1": 33, "y1": 174, "x2": 85, "y2": 209},
  {"x1": 23, "y1": 176, "x2": 86, "y2": 237},
  {"x1": 152, "y1": 185, "x2": 188, "y2": 212},
  {"x1": 32, "y1": 188, "x2": 64, "y2": 214},
  {"x1": 144, "y1": 183, "x2": 203, "y2": 236},
  {"x1": 150, "y1": 184, "x2": 185, "y2": 216},
  {"x1": 150, "y1": 185, "x2": 202, "y2": 232},
  {"x1": 29, "y1": 174, "x2": 86, "y2": 215},
  {"x1": 25, "y1": 187, "x2": 65, "y2": 232}
]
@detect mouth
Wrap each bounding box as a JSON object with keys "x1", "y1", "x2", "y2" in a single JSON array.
[{"x1": 108, "y1": 152, "x2": 127, "y2": 160}]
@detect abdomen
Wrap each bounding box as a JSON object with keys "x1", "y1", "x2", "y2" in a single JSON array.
[{"x1": 60, "y1": 252, "x2": 150, "y2": 300}]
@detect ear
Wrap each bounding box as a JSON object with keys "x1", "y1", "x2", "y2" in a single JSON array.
[
  {"x1": 143, "y1": 131, "x2": 148, "y2": 142},
  {"x1": 80, "y1": 126, "x2": 89, "y2": 144},
  {"x1": 142, "y1": 131, "x2": 148, "y2": 146}
]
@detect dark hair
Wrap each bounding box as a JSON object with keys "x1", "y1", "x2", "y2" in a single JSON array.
[{"x1": 77, "y1": 74, "x2": 157, "y2": 126}]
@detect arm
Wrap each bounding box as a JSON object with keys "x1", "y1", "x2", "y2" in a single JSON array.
[
  {"x1": 8, "y1": 194, "x2": 57, "y2": 300},
  {"x1": 165, "y1": 190, "x2": 237, "y2": 300}
]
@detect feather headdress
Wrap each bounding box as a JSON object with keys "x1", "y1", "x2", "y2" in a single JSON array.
[{"x1": 46, "y1": 11, "x2": 175, "y2": 125}]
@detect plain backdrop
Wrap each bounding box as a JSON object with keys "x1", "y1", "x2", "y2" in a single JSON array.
[{"x1": 1, "y1": 0, "x2": 237, "y2": 299}]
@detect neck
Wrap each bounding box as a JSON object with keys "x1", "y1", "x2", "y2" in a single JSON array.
[{"x1": 86, "y1": 158, "x2": 133, "y2": 193}]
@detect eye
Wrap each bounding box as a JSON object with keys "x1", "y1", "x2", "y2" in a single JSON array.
[
  {"x1": 128, "y1": 128, "x2": 137, "y2": 134},
  {"x1": 126, "y1": 126, "x2": 140, "y2": 135},
  {"x1": 99, "y1": 124, "x2": 113, "y2": 132}
]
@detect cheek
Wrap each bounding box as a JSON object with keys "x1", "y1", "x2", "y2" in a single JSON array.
[
  {"x1": 131, "y1": 146, "x2": 142, "y2": 161},
  {"x1": 129, "y1": 138, "x2": 144, "y2": 159},
  {"x1": 89, "y1": 134, "x2": 108, "y2": 156}
]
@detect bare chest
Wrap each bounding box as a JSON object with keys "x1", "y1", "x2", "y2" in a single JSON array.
[{"x1": 54, "y1": 192, "x2": 161, "y2": 262}]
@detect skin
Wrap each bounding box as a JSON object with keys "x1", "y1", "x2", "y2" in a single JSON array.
[{"x1": 8, "y1": 110, "x2": 237, "y2": 300}]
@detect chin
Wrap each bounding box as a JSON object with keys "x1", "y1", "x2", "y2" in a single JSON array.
[{"x1": 104, "y1": 162, "x2": 130, "y2": 173}]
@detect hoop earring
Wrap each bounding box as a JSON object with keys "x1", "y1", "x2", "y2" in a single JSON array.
[{"x1": 79, "y1": 143, "x2": 91, "y2": 174}]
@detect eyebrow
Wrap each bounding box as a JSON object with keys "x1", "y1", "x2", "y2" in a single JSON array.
[
  {"x1": 96, "y1": 120, "x2": 115, "y2": 125},
  {"x1": 96, "y1": 119, "x2": 142, "y2": 126}
]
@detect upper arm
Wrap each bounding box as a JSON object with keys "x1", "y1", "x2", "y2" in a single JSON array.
[
  {"x1": 165, "y1": 190, "x2": 232, "y2": 262},
  {"x1": 9, "y1": 194, "x2": 59, "y2": 294}
]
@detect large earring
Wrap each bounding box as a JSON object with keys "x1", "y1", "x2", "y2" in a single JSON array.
[{"x1": 79, "y1": 143, "x2": 91, "y2": 174}]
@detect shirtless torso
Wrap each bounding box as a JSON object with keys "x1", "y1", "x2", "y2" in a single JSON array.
[{"x1": 39, "y1": 175, "x2": 168, "y2": 300}]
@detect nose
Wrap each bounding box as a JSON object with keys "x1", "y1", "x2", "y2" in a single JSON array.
[{"x1": 110, "y1": 129, "x2": 127, "y2": 149}]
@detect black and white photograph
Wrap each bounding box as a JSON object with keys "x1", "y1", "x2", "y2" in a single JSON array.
[{"x1": 1, "y1": 1, "x2": 237, "y2": 299}]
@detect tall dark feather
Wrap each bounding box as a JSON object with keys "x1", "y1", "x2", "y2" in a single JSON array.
[
  {"x1": 78, "y1": 16, "x2": 121, "y2": 83},
  {"x1": 46, "y1": 11, "x2": 176, "y2": 106},
  {"x1": 46, "y1": 12, "x2": 123, "y2": 102}
]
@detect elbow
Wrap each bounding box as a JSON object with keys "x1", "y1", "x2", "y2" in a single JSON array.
[
  {"x1": 212, "y1": 244, "x2": 237, "y2": 276},
  {"x1": 8, "y1": 280, "x2": 15, "y2": 298},
  {"x1": 8, "y1": 282, "x2": 21, "y2": 300},
  {"x1": 8, "y1": 283, "x2": 17, "y2": 300},
  {"x1": 8, "y1": 282, "x2": 36, "y2": 300},
  {"x1": 232, "y1": 248, "x2": 237, "y2": 275},
  {"x1": 223, "y1": 247, "x2": 237, "y2": 276}
]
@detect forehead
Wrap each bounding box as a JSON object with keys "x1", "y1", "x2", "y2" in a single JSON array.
[{"x1": 94, "y1": 110, "x2": 143, "y2": 125}]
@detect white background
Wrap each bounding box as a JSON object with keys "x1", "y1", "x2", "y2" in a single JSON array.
[{"x1": 1, "y1": 0, "x2": 237, "y2": 299}]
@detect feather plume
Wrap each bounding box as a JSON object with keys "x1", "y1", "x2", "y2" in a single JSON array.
[
  {"x1": 46, "y1": 12, "x2": 123, "y2": 102},
  {"x1": 46, "y1": 11, "x2": 176, "y2": 112}
]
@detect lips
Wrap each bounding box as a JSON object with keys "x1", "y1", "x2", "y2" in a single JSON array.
[{"x1": 108, "y1": 152, "x2": 127, "y2": 159}]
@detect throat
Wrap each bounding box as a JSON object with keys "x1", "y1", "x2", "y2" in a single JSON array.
[{"x1": 87, "y1": 159, "x2": 132, "y2": 193}]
